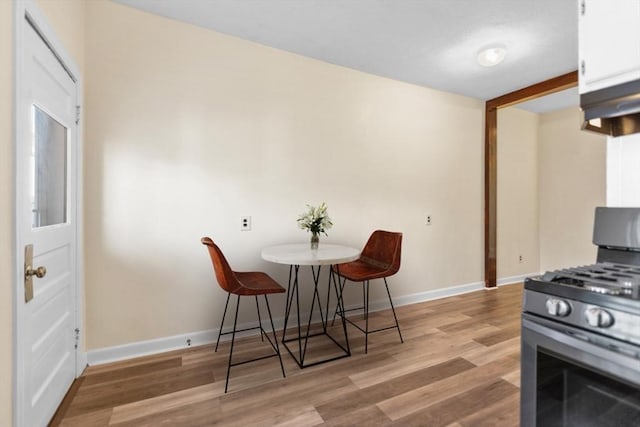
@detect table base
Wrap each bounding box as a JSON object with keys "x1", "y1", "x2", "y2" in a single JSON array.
[{"x1": 281, "y1": 264, "x2": 350, "y2": 368}]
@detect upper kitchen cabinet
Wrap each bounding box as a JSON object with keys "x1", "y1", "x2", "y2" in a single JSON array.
[{"x1": 578, "y1": 0, "x2": 640, "y2": 94}]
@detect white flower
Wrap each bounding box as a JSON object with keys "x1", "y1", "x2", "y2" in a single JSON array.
[{"x1": 297, "y1": 202, "x2": 333, "y2": 235}]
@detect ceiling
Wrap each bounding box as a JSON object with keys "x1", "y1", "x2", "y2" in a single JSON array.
[{"x1": 112, "y1": 0, "x2": 579, "y2": 111}]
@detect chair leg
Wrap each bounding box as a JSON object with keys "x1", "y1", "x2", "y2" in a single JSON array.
[
  {"x1": 264, "y1": 295, "x2": 286, "y2": 379},
  {"x1": 365, "y1": 280, "x2": 370, "y2": 354},
  {"x1": 215, "y1": 293, "x2": 231, "y2": 352},
  {"x1": 255, "y1": 296, "x2": 264, "y2": 342},
  {"x1": 224, "y1": 295, "x2": 241, "y2": 393},
  {"x1": 362, "y1": 282, "x2": 367, "y2": 321},
  {"x1": 384, "y1": 278, "x2": 403, "y2": 344}
]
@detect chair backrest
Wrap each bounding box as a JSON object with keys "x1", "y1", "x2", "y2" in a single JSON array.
[
  {"x1": 201, "y1": 237, "x2": 241, "y2": 294},
  {"x1": 360, "y1": 230, "x2": 402, "y2": 275}
]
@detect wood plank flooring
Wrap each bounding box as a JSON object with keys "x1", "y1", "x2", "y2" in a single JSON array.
[{"x1": 52, "y1": 283, "x2": 523, "y2": 426}]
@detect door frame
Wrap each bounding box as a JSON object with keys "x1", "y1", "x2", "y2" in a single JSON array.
[
  {"x1": 483, "y1": 71, "x2": 578, "y2": 287},
  {"x1": 13, "y1": 0, "x2": 85, "y2": 425}
]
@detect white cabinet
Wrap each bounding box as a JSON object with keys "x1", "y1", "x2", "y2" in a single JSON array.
[{"x1": 578, "y1": 0, "x2": 640, "y2": 94}]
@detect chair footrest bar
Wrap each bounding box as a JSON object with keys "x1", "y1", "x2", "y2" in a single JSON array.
[
  {"x1": 219, "y1": 326, "x2": 279, "y2": 352},
  {"x1": 344, "y1": 317, "x2": 400, "y2": 335},
  {"x1": 337, "y1": 306, "x2": 365, "y2": 315},
  {"x1": 230, "y1": 352, "x2": 280, "y2": 368},
  {"x1": 218, "y1": 325, "x2": 263, "y2": 336}
]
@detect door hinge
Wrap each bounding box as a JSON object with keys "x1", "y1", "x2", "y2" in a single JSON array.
[
  {"x1": 74, "y1": 328, "x2": 80, "y2": 349},
  {"x1": 581, "y1": 0, "x2": 585, "y2": 16},
  {"x1": 75, "y1": 105, "x2": 81, "y2": 124}
]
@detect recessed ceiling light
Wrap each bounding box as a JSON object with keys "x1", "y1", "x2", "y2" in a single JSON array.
[{"x1": 477, "y1": 46, "x2": 507, "y2": 67}]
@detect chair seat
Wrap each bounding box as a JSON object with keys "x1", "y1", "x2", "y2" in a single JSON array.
[
  {"x1": 333, "y1": 259, "x2": 392, "y2": 281},
  {"x1": 234, "y1": 272, "x2": 286, "y2": 296}
]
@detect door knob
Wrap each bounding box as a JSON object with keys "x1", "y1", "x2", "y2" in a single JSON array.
[
  {"x1": 26, "y1": 265, "x2": 47, "y2": 278},
  {"x1": 24, "y1": 244, "x2": 46, "y2": 303}
]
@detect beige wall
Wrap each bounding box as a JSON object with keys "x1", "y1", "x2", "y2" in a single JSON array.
[
  {"x1": 538, "y1": 107, "x2": 606, "y2": 270},
  {"x1": 497, "y1": 108, "x2": 540, "y2": 279},
  {"x1": 1, "y1": 1, "x2": 14, "y2": 424},
  {"x1": 84, "y1": 0, "x2": 484, "y2": 350},
  {"x1": 497, "y1": 105, "x2": 606, "y2": 277}
]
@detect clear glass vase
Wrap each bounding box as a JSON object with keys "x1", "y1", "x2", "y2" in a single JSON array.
[{"x1": 310, "y1": 232, "x2": 319, "y2": 250}]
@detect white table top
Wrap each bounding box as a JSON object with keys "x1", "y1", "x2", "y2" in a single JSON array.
[{"x1": 261, "y1": 243, "x2": 360, "y2": 266}]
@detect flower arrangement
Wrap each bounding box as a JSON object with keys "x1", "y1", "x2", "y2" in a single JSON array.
[{"x1": 297, "y1": 202, "x2": 333, "y2": 236}]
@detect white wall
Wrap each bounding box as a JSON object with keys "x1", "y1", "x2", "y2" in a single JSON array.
[
  {"x1": 538, "y1": 107, "x2": 606, "y2": 271},
  {"x1": 607, "y1": 133, "x2": 640, "y2": 206},
  {"x1": 84, "y1": 1, "x2": 485, "y2": 351},
  {"x1": 497, "y1": 108, "x2": 540, "y2": 280}
]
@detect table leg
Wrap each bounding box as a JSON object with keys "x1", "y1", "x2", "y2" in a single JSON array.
[
  {"x1": 281, "y1": 265, "x2": 294, "y2": 343},
  {"x1": 294, "y1": 265, "x2": 302, "y2": 363},
  {"x1": 324, "y1": 267, "x2": 332, "y2": 333},
  {"x1": 301, "y1": 266, "x2": 318, "y2": 362},
  {"x1": 330, "y1": 275, "x2": 347, "y2": 326},
  {"x1": 311, "y1": 266, "x2": 326, "y2": 330},
  {"x1": 331, "y1": 264, "x2": 351, "y2": 355}
]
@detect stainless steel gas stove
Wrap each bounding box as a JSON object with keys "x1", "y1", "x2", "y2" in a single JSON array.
[{"x1": 521, "y1": 207, "x2": 640, "y2": 427}]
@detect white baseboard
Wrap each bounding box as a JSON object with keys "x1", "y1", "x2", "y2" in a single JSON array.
[
  {"x1": 86, "y1": 278, "x2": 521, "y2": 366},
  {"x1": 377, "y1": 280, "x2": 486, "y2": 311},
  {"x1": 86, "y1": 328, "x2": 220, "y2": 366},
  {"x1": 496, "y1": 272, "x2": 539, "y2": 286}
]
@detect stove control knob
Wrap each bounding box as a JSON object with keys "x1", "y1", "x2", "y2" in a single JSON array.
[
  {"x1": 545, "y1": 299, "x2": 571, "y2": 317},
  {"x1": 585, "y1": 307, "x2": 614, "y2": 328}
]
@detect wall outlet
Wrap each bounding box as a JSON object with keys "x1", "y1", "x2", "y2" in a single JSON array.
[
  {"x1": 426, "y1": 215, "x2": 432, "y2": 226},
  {"x1": 519, "y1": 255, "x2": 523, "y2": 263},
  {"x1": 241, "y1": 216, "x2": 251, "y2": 231}
]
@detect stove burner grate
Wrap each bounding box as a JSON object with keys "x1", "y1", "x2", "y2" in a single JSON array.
[{"x1": 541, "y1": 262, "x2": 640, "y2": 298}]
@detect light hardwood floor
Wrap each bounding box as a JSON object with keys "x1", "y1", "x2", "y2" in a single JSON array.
[{"x1": 52, "y1": 283, "x2": 523, "y2": 426}]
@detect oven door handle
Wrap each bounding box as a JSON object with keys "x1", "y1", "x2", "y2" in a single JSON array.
[{"x1": 522, "y1": 316, "x2": 640, "y2": 369}]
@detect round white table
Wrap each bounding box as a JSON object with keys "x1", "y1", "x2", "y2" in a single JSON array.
[
  {"x1": 261, "y1": 243, "x2": 360, "y2": 368},
  {"x1": 261, "y1": 243, "x2": 360, "y2": 266}
]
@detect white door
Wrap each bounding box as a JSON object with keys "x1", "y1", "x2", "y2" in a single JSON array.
[{"x1": 16, "y1": 18, "x2": 79, "y2": 427}]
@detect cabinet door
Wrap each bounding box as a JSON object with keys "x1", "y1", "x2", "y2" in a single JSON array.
[{"x1": 578, "y1": 0, "x2": 640, "y2": 94}]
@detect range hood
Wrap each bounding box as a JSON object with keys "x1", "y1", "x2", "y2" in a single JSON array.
[{"x1": 581, "y1": 79, "x2": 640, "y2": 137}]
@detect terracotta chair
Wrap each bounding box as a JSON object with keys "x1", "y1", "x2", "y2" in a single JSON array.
[
  {"x1": 201, "y1": 237, "x2": 286, "y2": 393},
  {"x1": 332, "y1": 230, "x2": 404, "y2": 353}
]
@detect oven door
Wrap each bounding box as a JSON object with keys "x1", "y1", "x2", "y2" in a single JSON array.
[{"x1": 521, "y1": 313, "x2": 640, "y2": 427}]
